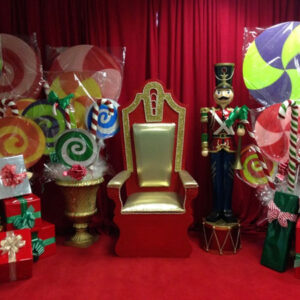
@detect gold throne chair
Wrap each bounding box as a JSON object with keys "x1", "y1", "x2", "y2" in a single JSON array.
[{"x1": 107, "y1": 81, "x2": 198, "y2": 257}]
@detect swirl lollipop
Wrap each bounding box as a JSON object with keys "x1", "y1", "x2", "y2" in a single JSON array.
[
  {"x1": 254, "y1": 103, "x2": 300, "y2": 163},
  {"x1": 0, "y1": 116, "x2": 45, "y2": 168},
  {"x1": 243, "y1": 22, "x2": 300, "y2": 105},
  {"x1": 85, "y1": 99, "x2": 119, "y2": 139},
  {"x1": 238, "y1": 145, "x2": 277, "y2": 188},
  {"x1": 48, "y1": 45, "x2": 122, "y2": 100},
  {"x1": 22, "y1": 99, "x2": 76, "y2": 155},
  {"x1": 55, "y1": 129, "x2": 98, "y2": 167},
  {"x1": 0, "y1": 34, "x2": 42, "y2": 99}
]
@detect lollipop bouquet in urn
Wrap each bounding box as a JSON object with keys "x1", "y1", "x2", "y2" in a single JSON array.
[{"x1": 42, "y1": 45, "x2": 123, "y2": 247}]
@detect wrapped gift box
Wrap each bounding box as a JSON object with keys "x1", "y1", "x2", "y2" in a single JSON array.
[
  {"x1": 0, "y1": 229, "x2": 33, "y2": 282},
  {"x1": 32, "y1": 221, "x2": 56, "y2": 261},
  {"x1": 0, "y1": 155, "x2": 31, "y2": 200},
  {"x1": 3, "y1": 194, "x2": 42, "y2": 231}
]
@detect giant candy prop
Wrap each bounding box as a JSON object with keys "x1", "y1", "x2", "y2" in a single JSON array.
[
  {"x1": 243, "y1": 22, "x2": 300, "y2": 106},
  {"x1": 0, "y1": 34, "x2": 42, "y2": 99},
  {"x1": 48, "y1": 45, "x2": 122, "y2": 101},
  {"x1": 0, "y1": 116, "x2": 45, "y2": 168},
  {"x1": 254, "y1": 103, "x2": 300, "y2": 163},
  {"x1": 22, "y1": 99, "x2": 76, "y2": 155}
]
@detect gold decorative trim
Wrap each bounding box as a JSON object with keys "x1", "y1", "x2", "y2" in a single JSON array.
[
  {"x1": 55, "y1": 177, "x2": 104, "y2": 187},
  {"x1": 65, "y1": 209, "x2": 97, "y2": 217},
  {"x1": 122, "y1": 81, "x2": 185, "y2": 172}
]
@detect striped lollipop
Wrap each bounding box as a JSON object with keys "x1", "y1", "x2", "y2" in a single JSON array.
[
  {"x1": 243, "y1": 22, "x2": 300, "y2": 106},
  {"x1": 22, "y1": 99, "x2": 76, "y2": 155},
  {"x1": 55, "y1": 129, "x2": 98, "y2": 167},
  {"x1": 48, "y1": 45, "x2": 122, "y2": 100},
  {"x1": 85, "y1": 99, "x2": 119, "y2": 139},
  {"x1": 0, "y1": 116, "x2": 45, "y2": 168},
  {"x1": 0, "y1": 34, "x2": 42, "y2": 99},
  {"x1": 278, "y1": 99, "x2": 299, "y2": 193},
  {"x1": 238, "y1": 145, "x2": 277, "y2": 188}
]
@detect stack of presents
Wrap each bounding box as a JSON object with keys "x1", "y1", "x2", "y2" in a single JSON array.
[{"x1": 0, "y1": 155, "x2": 56, "y2": 283}]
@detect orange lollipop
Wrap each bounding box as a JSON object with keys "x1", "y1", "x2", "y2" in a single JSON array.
[{"x1": 0, "y1": 116, "x2": 45, "y2": 168}]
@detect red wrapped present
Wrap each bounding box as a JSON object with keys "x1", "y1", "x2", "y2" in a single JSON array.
[
  {"x1": 3, "y1": 194, "x2": 42, "y2": 231},
  {"x1": 31, "y1": 221, "x2": 56, "y2": 261},
  {"x1": 0, "y1": 229, "x2": 33, "y2": 282},
  {"x1": 294, "y1": 217, "x2": 300, "y2": 278}
]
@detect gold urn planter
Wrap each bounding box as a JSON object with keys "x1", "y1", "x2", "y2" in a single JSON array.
[{"x1": 56, "y1": 177, "x2": 104, "y2": 248}]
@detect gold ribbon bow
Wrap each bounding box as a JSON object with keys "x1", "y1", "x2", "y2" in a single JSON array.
[{"x1": 0, "y1": 231, "x2": 25, "y2": 263}]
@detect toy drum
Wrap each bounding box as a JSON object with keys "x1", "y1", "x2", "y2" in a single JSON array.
[{"x1": 202, "y1": 218, "x2": 241, "y2": 255}]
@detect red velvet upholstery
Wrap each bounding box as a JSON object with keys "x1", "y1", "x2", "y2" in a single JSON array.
[{"x1": 107, "y1": 80, "x2": 198, "y2": 257}]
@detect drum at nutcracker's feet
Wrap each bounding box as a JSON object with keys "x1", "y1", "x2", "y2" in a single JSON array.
[{"x1": 202, "y1": 218, "x2": 241, "y2": 255}]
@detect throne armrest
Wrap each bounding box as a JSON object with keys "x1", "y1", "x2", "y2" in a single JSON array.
[
  {"x1": 178, "y1": 170, "x2": 198, "y2": 189},
  {"x1": 107, "y1": 170, "x2": 132, "y2": 211},
  {"x1": 107, "y1": 170, "x2": 132, "y2": 189},
  {"x1": 178, "y1": 170, "x2": 198, "y2": 211}
]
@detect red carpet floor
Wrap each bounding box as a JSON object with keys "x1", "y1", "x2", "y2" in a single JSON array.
[{"x1": 1, "y1": 231, "x2": 300, "y2": 300}]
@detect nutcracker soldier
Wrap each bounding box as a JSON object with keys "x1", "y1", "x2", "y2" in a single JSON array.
[{"x1": 201, "y1": 63, "x2": 245, "y2": 223}]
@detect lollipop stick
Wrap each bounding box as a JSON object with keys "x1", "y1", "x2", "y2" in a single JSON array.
[{"x1": 278, "y1": 100, "x2": 299, "y2": 194}]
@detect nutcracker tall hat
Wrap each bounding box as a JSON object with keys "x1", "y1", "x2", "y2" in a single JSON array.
[{"x1": 215, "y1": 63, "x2": 235, "y2": 89}]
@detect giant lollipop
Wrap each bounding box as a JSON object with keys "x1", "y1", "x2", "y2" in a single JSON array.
[
  {"x1": 55, "y1": 129, "x2": 98, "y2": 167},
  {"x1": 0, "y1": 34, "x2": 42, "y2": 99},
  {"x1": 0, "y1": 116, "x2": 45, "y2": 168},
  {"x1": 238, "y1": 145, "x2": 277, "y2": 188},
  {"x1": 243, "y1": 22, "x2": 300, "y2": 105},
  {"x1": 254, "y1": 103, "x2": 300, "y2": 163},
  {"x1": 85, "y1": 99, "x2": 119, "y2": 139},
  {"x1": 22, "y1": 99, "x2": 76, "y2": 155},
  {"x1": 48, "y1": 45, "x2": 122, "y2": 100}
]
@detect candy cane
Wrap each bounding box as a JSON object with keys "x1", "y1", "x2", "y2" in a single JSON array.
[
  {"x1": 52, "y1": 102, "x2": 72, "y2": 130},
  {"x1": 64, "y1": 107, "x2": 72, "y2": 129},
  {"x1": 90, "y1": 101, "x2": 100, "y2": 139},
  {"x1": 101, "y1": 99, "x2": 114, "y2": 116},
  {"x1": 241, "y1": 119, "x2": 276, "y2": 190},
  {"x1": 0, "y1": 98, "x2": 19, "y2": 117},
  {"x1": 278, "y1": 99, "x2": 299, "y2": 193},
  {"x1": 0, "y1": 106, "x2": 4, "y2": 118}
]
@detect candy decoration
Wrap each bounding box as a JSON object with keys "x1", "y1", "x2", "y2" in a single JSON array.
[
  {"x1": 243, "y1": 22, "x2": 300, "y2": 106},
  {"x1": 48, "y1": 45, "x2": 122, "y2": 100},
  {"x1": 86, "y1": 99, "x2": 119, "y2": 139},
  {"x1": 0, "y1": 98, "x2": 19, "y2": 117},
  {"x1": 49, "y1": 72, "x2": 102, "y2": 100},
  {"x1": 5, "y1": 98, "x2": 35, "y2": 117},
  {"x1": 255, "y1": 103, "x2": 300, "y2": 163},
  {"x1": 22, "y1": 100, "x2": 75, "y2": 155},
  {"x1": 55, "y1": 129, "x2": 98, "y2": 167},
  {"x1": 48, "y1": 91, "x2": 75, "y2": 130},
  {"x1": 0, "y1": 34, "x2": 42, "y2": 99},
  {"x1": 90, "y1": 102, "x2": 99, "y2": 139},
  {"x1": 72, "y1": 96, "x2": 94, "y2": 129},
  {"x1": 278, "y1": 99, "x2": 299, "y2": 193},
  {"x1": 238, "y1": 145, "x2": 277, "y2": 188},
  {"x1": 0, "y1": 116, "x2": 45, "y2": 168}
]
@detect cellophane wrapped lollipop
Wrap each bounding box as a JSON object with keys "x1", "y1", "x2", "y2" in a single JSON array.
[
  {"x1": 0, "y1": 34, "x2": 43, "y2": 100},
  {"x1": 45, "y1": 45, "x2": 125, "y2": 130}
]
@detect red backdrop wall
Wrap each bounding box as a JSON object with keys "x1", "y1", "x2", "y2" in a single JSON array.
[{"x1": 1, "y1": 0, "x2": 300, "y2": 230}]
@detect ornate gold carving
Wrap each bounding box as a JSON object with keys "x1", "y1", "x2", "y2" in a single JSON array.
[{"x1": 122, "y1": 81, "x2": 185, "y2": 172}]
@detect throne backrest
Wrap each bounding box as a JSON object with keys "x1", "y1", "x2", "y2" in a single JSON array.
[{"x1": 120, "y1": 81, "x2": 186, "y2": 193}]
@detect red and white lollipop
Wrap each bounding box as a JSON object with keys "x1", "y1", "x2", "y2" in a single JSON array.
[
  {"x1": 49, "y1": 45, "x2": 122, "y2": 100},
  {"x1": 0, "y1": 34, "x2": 42, "y2": 99},
  {"x1": 254, "y1": 103, "x2": 300, "y2": 163}
]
